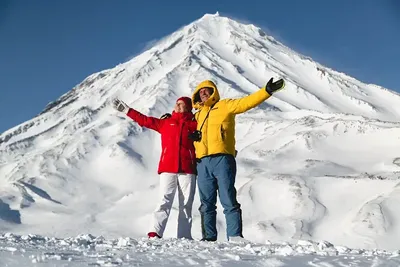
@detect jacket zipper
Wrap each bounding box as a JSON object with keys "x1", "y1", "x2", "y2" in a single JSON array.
[
  {"x1": 189, "y1": 150, "x2": 194, "y2": 166},
  {"x1": 178, "y1": 121, "x2": 184, "y2": 172}
]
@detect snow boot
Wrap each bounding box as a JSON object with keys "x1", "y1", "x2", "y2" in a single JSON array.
[
  {"x1": 200, "y1": 237, "x2": 217, "y2": 242},
  {"x1": 228, "y1": 236, "x2": 250, "y2": 244},
  {"x1": 147, "y1": 232, "x2": 161, "y2": 239}
]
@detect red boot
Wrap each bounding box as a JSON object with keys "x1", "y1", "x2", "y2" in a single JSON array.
[{"x1": 147, "y1": 232, "x2": 161, "y2": 239}]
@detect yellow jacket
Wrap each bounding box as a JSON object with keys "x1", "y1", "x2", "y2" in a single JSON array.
[{"x1": 192, "y1": 80, "x2": 271, "y2": 159}]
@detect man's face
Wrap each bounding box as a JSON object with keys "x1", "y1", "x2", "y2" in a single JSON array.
[
  {"x1": 174, "y1": 100, "x2": 188, "y2": 113},
  {"x1": 199, "y1": 87, "x2": 213, "y2": 103}
]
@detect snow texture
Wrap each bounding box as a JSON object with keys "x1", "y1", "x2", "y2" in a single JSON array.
[
  {"x1": 1, "y1": 12, "x2": 400, "y2": 266},
  {"x1": 1, "y1": 233, "x2": 400, "y2": 266}
]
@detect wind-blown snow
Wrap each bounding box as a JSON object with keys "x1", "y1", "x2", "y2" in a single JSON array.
[{"x1": 1, "y1": 12, "x2": 400, "y2": 265}]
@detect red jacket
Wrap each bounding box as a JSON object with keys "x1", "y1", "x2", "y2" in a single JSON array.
[{"x1": 127, "y1": 109, "x2": 197, "y2": 174}]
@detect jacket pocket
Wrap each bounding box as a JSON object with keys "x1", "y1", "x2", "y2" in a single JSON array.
[{"x1": 220, "y1": 125, "x2": 225, "y2": 141}]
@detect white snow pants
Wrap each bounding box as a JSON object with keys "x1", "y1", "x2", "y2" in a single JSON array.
[{"x1": 149, "y1": 172, "x2": 196, "y2": 239}]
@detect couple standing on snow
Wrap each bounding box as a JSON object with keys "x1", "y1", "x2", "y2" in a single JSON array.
[{"x1": 113, "y1": 78, "x2": 285, "y2": 241}]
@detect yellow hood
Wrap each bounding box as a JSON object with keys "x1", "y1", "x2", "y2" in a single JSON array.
[{"x1": 192, "y1": 80, "x2": 220, "y2": 110}]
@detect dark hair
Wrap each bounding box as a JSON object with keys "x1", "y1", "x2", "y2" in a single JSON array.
[{"x1": 204, "y1": 87, "x2": 214, "y2": 94}]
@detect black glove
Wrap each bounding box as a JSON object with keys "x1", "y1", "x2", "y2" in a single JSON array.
[
  {"x1": 160, "y1": 113, "x2": 171, "y2": 119},
  {"x1": 265, "y1": 78, "x2": 285, "y2": 95}
]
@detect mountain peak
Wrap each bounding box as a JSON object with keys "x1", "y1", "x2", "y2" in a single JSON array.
[{"x1": 200, "y1": 11, "x2": 220, "y2": 19}]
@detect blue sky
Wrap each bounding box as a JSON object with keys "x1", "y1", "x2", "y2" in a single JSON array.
[{"x1": 1, "y1": 0, "x2": 399, "y2": 133}]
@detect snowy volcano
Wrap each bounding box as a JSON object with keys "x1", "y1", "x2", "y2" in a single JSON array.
[{"x1": 1, "y1": 12, "x2": 400, "y2": 253}]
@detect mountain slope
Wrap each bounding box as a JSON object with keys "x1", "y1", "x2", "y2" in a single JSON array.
[{"x1": 1, "y1": 13, "x2": 400, "y2": 251}]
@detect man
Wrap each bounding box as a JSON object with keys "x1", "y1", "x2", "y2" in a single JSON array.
[
  {"x1": 189, "y1": 78, "x2": 285, "y2": 242},
  {"x1": 113, "y1": 96, "x2": 197, "y2": 239}
]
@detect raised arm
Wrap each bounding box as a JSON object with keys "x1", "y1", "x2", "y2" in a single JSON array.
[
  {"x1": 225, "y1": 87, "x2": 271, "y2": 114},
  {"x1": 126, "y1": 108, "x2": 164, "y2": 132},
  {"x1": 225, "y1": 78, "x2": 285, "y2": 114},
  {"x1": 113, "y1": 98, "x2": 164, "y2": 132}
]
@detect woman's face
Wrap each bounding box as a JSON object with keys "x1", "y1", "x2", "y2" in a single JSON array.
[{"x1": 174, "y1": 100, "x2": 188, "y2": 113}]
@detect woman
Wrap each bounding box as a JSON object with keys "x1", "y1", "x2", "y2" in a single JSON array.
[{"x1": 113, "y1": 96, "x2": 197, "y2": 239}]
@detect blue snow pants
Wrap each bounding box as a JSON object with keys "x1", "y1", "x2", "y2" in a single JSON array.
[{"x1": 197, "y1": 154, "x2": 243, "y2": 240}]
